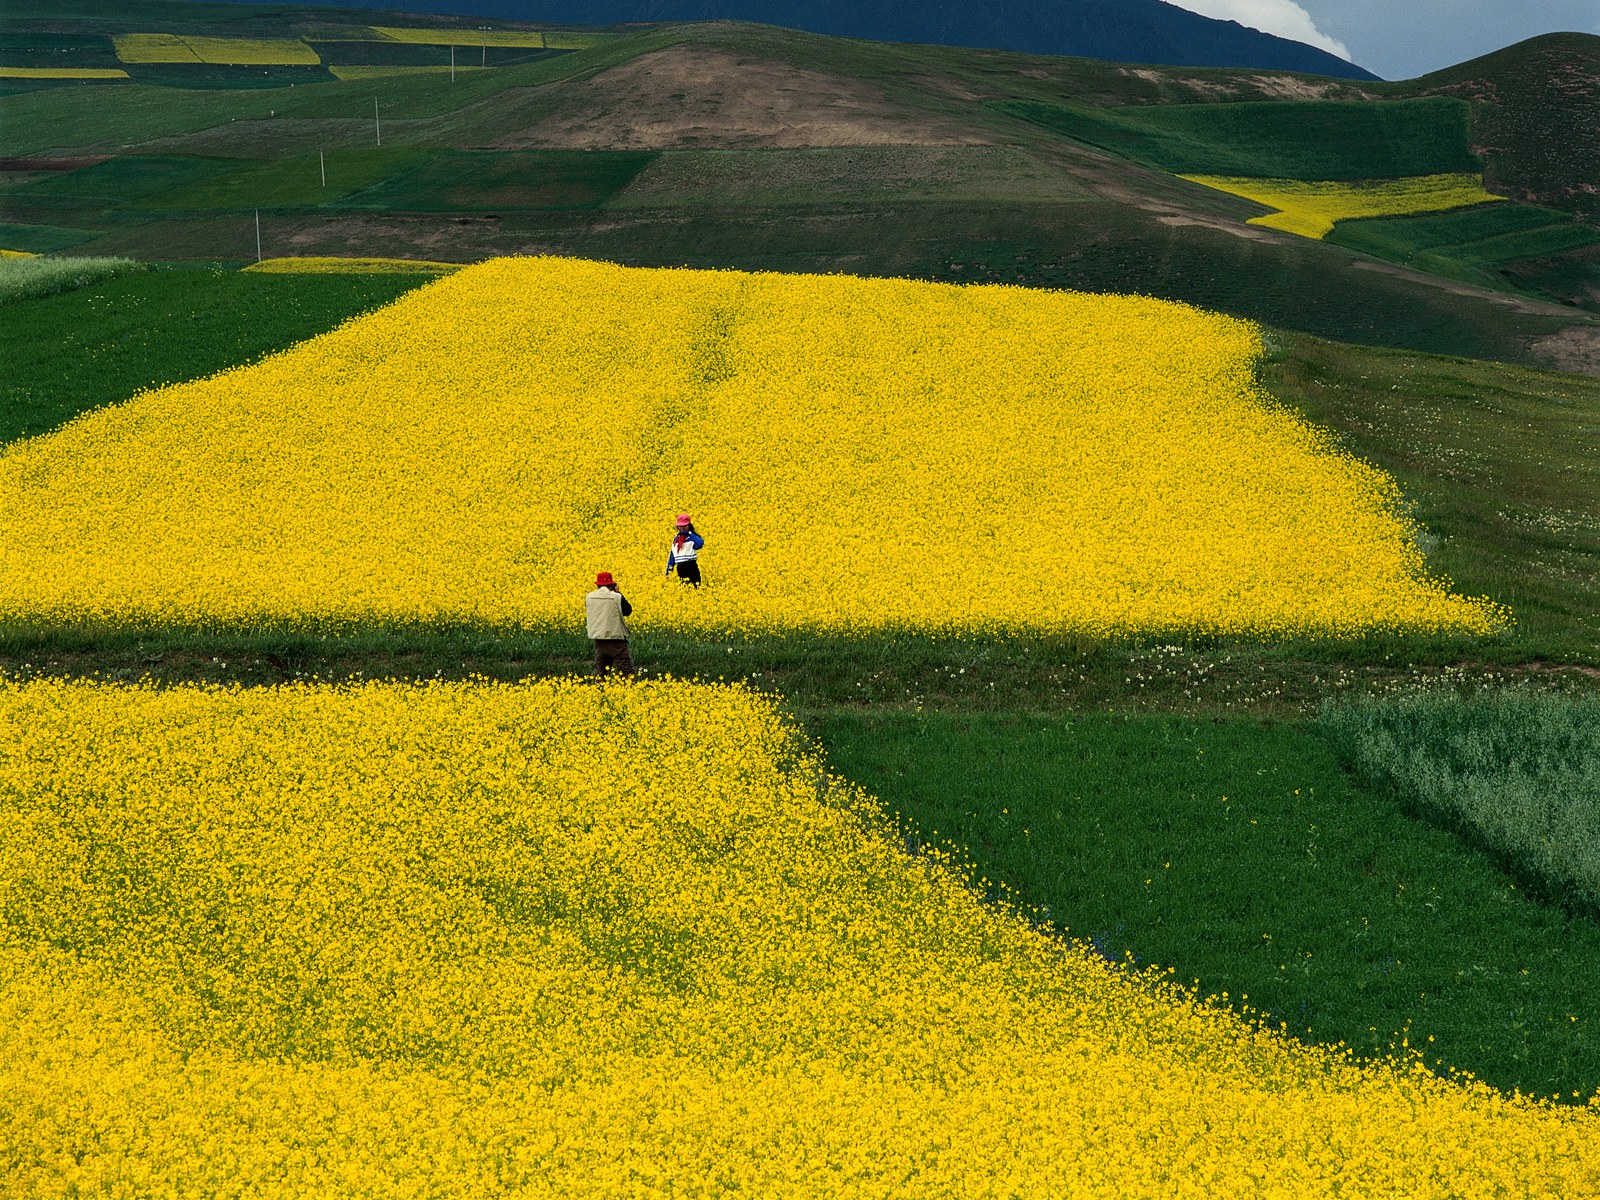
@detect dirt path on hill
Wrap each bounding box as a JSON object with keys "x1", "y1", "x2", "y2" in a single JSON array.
[{"x1": 492, "y1": 43, "x2": 992, "y2": 150}]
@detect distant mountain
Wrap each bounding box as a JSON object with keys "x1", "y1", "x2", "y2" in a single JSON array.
[{"x1": 265, "y1": 0, "x2": 1381, "y2": 79}]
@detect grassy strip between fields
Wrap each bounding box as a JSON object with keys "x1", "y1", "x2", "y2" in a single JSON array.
[
  {"x1": 815, "y1": 707, "x2": 1600, "y2": 1102},
  {"x1": 1319, "y1": 691, "x2": 1600, "y2": 914}
]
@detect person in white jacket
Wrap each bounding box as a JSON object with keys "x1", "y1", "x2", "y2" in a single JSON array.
[
  {"x1": 585, "y1": 571, "x2": 634, "y2": 679},
  {"x1": 665, "y1": 514, "x2": 704, "y2": 586}
]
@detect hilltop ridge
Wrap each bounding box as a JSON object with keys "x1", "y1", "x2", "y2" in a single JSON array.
[
  {"x1": 204, "y1": 0, "x2": 1378, "y2": 78},
  {"x1": 1395, "y1": 33, "x2": 1600, "y2": 221}
]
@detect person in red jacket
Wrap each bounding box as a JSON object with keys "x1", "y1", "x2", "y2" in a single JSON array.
[{"x1": 665, "y1": 514, "x2": 704, "y2": 586}]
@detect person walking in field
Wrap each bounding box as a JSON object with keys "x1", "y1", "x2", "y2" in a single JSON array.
[
  {"x1": 665, "y1": 514, "x2": 704, "y2": 586},
  {"x1": 586, "y1": 571, "x2": 635, "y2": 679}
]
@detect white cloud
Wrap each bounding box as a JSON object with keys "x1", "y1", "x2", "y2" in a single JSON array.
[{"x1": 1166, "y1": 0, "x2": 1354, "y2": 61}]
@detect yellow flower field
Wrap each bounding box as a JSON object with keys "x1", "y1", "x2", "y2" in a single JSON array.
[
  {"x1": 112, "y1": 33, "x2": 321, "y2": 66},
  {"x1": 0, "y1": 677, "x2": 1593, "y2": 1198},
  {"x1": 0, "y1": 257, "x2": 1502, "y2": 637},
  {"x1": 0, "y1": 67, "x2": 129, "y2": 79},
  {"x1": 370, "y1": 25, "x2": 549, "y2": 48},
  {"x1": 1181, "y1": 173, "x2": 1504, "y2": 239},
  {"x1": 242, "y1": 255, "x2": 464, "y2": 273}
]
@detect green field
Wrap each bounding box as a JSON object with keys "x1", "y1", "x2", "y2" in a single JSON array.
[
  {"x1": 995, "y1": 97, "x2": 1481, "y2": 180},
  {"x1": 1331, "y1": 203, "x2": 1600, "y2": 288},
  {"x1": 140, "y1": 148, "x2": 428, "y2": 208},
  {"x1": 338, "y1": 150, "x2": 659, "y2": 212},
  {"x1": 817, "y1": 709, "x2": 1600, "y2": 1100},
  {"x1": 14, "y1": 153, "x2": 242, "y2": 199},
  {"x1": 1321, "y1": 692, "x2": 1600, "y2": 914}
]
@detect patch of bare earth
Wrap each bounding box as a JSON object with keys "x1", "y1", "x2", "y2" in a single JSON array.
[
  {"x1": 1154, "y1": 213, "x2": 1284, "y2": 242},
  {"x1": 1532, "y1": 326, "x2": 1600, "y2": 378},
  {"x1": 1120, "y1": 68, "x2": 1373, "y2": 102},
  {"x1": 493, "y1": 43, "x2": 991, "y2": 150}
]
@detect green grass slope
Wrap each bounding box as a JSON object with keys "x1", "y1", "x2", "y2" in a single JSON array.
[
  {"x1": 1393, "y1": 33, "x2": 1600, "y2": 224},
  {"x1": 817, "y1": 709, "x2": 1600, "y2": 1101},
  {"x1": 995, "y1": 96, "x2": 1480, "y2": 180}
]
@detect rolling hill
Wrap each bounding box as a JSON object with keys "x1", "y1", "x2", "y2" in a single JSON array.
[
  {"x1": 1, "y1": 3, "x2": 1596, "y2": 372},
  {"x1": 204, "y1": 0, "x2": 1380, "y2": 78}
]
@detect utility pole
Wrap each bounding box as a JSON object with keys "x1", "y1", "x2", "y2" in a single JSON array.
[
  {"x1": 254, "y1": 209, "x2": 262, "y2": 263},
  {"x1": 479, "y1": 26, "x2": 490, "y2": 67},
  {"x1": 450, "y1": 44, "x2": 456, "y2": 81},
  {"x1": 319, "y1": 148, "x2": 326, "y2": 187},
  {"x1": 374, "y1": 96, "x2": 381, "y2": 146}
]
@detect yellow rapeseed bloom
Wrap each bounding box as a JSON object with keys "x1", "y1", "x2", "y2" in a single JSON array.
[
  {"x1": 0, "y1": 677, "x2": 1592, "y2": 1197},
  {"x1": 112, "y1": 33, "x2": 321, "y2": 66},
  {"x1": 0, "y1": 67, "x2": 130, "y2": 79},
  {"x1": 370, "y1": 25, "x2": 548, "y2": 48},
  {"x1": 0, "y1": 257, "x2": 1502, "y2": 637},
  {"x1": 1181, "y1": 173, "x2": 1504, "y2": 239},
  {"x1": 242, "y1": 256, "x2": 465, "y2": 273}
]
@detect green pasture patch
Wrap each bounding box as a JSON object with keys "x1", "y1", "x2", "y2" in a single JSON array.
[
  {"x1": 1330, "y1": 203, "x2": 1573, "y2": 258},
  {"x1": 1441, "y1": 222, "x2": 1600, "y2": 264},
  {"x1": 1263, "y1": 334, "x2": 1600, "y2": 662},
  {"x1": 338, "y1": 150, "x2": 658, "y2": 212},
  {"x1": 1318, "y1": 691, "x2": 1600, "y2": 914},
  {"x1": 816, "y1": 709, "x2": 1600, "y2": 1101},
  {"x1": 1332, "y1": 203, "x2": 1600, "y2": 281},
  {"x1": 142, "y1": 148, "x2": 428, "y2": 209},
  {"x1": 0, "y1": 31, "x2": 120, "y2": 71},
  {"x1": 0, "y1": 266, "x2": 427, "y2": 443},
  {"x1": 0, "y1": 219, "x2": 96, "y2": 252},
  {"x1": 608, "y1": 147, "x2": 1088, "y2": 208},
  {"x1": 997, "y1": 96, "x2": 1479, "y2": 181},
  {"x1": 118, "y1": 63, "x2": 332, "y2": 90},
  {"x1": 14, "y1": 154, "x2": 242, "y2": 200}
]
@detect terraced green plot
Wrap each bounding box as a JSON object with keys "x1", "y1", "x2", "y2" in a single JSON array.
[
  {"x1": 998, "y1": 96, "x2": 1480, "y2": 181},
  {"x1": 141, "y1": 148, "x2": 428, "y2": 209},
  {"x1": 338, "y1": 150, "x2": 659, "y2": 211},
  {"x1": 15, "y1": 154, "x2": 241, "y2": 200},
  {"x1": 0, "y1": 218, "x2": 95, "y2": 252},
  {"x1": 1333, "y1": 204, "x2": 1600, "y2": 270}
]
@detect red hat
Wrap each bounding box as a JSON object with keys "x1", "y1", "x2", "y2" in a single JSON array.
[
  {"x1": 675, "y1": 514, "x2": 692, "y2": 527},
  {"x1": 595, "y1": 571, "x2": 615, "y2": 586}
]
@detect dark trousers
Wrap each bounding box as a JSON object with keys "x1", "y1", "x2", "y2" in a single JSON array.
[
  {"x1": 674, "y1": 559, "x2": 702, "y2": 586},
  {"x1": 592, "y1": 638, "x2": 635, "y2": 679}
]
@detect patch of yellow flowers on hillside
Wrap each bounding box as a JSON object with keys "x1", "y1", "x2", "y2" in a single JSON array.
[
  {"x1": 242, "y1": 255, "x2": 464, "y2": 273},
  {"x1": 1, "y1": 677, "x2": 1594, "y2": 1197},
  {"x1": 0, "y1": 257, "x2": 1502, "y2": 637},
  {"x1": 112, "y1": 33, "x2": 321, "y2": 66},
  {"x1": 1181, "y1": 173, "x2": 1503, "y2": 239}
]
